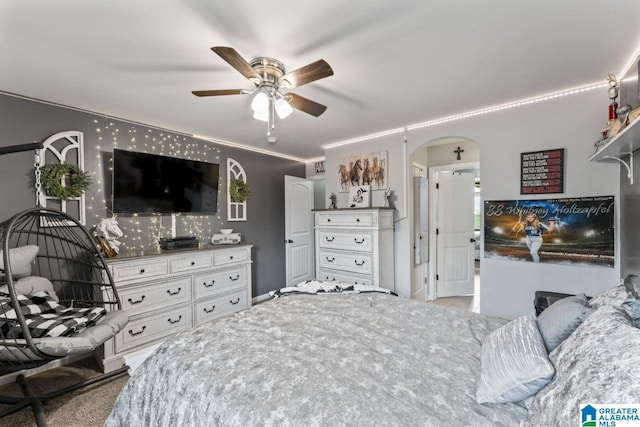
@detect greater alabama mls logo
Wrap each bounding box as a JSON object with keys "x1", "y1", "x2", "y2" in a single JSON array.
[{"x1": 581, "y1": 404, "x2": 640, "y2": 427}]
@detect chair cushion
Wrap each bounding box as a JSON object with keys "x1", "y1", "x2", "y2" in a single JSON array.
[{"x1": 0, "y1": 245, "x2": 39, "y2": 279}]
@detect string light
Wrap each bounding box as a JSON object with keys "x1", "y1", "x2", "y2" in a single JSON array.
[{"x1": 88, "y1": 119, "x2": 225, "y2": 252}]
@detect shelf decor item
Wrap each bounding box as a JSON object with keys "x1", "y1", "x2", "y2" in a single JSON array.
[
  {"x1": 229, "y1": 178, "x2": 251, "y2": 203},
  {"x1": 40, "y1": 162, "x2": 91, "y2": 201}
]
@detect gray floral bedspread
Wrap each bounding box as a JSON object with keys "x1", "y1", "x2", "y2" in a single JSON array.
[{"x1": 105, "y1": 293, "x2": 528, "y2": 427}]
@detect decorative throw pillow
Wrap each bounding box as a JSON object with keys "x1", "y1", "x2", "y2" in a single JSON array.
[
  {"x1": 0, "y1": 245, "x2": 39, "y2": 279},
  {"x1": 548, "y1": 293, "x2": 587, "y2": 307},
  {"x1": 476, "y1": 314, "x2": 555, "y2": 404},
  {"x1": 622, "y1": 274, "x2": 640, "y2": 327},
  {"x1": 524, "y1": 305, "x2": 640, "y2": 427},
  {"x1": 0, "y1": 276, "x2": 59, "y2": 302},
  {"x1": 536, "y1": 298, "x2": 594, "y2": 352},
  {"x1": 588, "y1": 281, "x2": 627, "y2": 309}
]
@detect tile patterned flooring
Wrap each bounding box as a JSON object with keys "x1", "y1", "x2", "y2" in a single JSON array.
[{"x1": 427, "y1": 270, "x2": 481, "y2": 313}]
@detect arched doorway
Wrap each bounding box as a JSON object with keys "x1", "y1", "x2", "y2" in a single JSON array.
[{"x1": 410, "y1": 137, "x2": 480, "y2": 311}]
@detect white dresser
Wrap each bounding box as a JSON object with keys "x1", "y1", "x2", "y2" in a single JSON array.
[
  {"x1": 97, "y1": 244, "x2": 252, "y2": 373},
  {"x1": 314, "y1": 208, "x2": 394, "y2": 291}
]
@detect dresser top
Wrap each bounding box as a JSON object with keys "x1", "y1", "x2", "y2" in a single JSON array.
[
  {"x1": 312, "y1": 207, "x2": 395, "y2": 212},
  {"x1": 105, "y1": 243, "x2": 253, "y2": 263}
]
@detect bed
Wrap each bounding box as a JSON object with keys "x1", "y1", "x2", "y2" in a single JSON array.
[{"x1": 106, "y1": 280, "x2": 640, "y2": 427}]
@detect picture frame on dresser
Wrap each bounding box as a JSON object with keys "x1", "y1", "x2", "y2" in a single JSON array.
[{"x1": 348, "y1": 185, "x2": 371, "y2": 208}]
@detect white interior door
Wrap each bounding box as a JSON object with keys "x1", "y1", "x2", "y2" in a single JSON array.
[
  {"x1": 284, "y1": 176, "x2": 314, "y2": 287},
  {"x1": 436, "y1": 172, "x2": 475, "y2": 297}
]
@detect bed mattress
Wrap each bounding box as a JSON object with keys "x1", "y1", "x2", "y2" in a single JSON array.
[{"x1": 106, "y1": 292, "x2": 528, "y2": 426}]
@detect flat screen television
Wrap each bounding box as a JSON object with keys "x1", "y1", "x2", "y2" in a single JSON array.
[{"x1": 112, "y1": 149, "x2": 220, "y2": 214}]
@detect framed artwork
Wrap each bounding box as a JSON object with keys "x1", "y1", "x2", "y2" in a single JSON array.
[
  {"x1": 338, "y1": 150, "x2": 387, "y2": 192},
  {"x1": 348, "y1": 185, "x2": 371, "y2": 208},
  {"x1": 520, "y1": 148, "x2": 565, "y2": 195}
]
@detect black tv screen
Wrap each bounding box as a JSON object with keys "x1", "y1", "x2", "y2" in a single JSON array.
[{"x1": 112, "y1": 149, "x2": 220, "y2": 214}]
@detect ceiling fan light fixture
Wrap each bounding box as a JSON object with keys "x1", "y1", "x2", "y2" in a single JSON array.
[
  {"x1": 251, "y1": 91, "x2": 269, "y2": 113},
  {"x1": 274, "y1": 97, "x2": 293, "y2": 119},
  {"x1": 252, "y1": 107, "x2": 269, "y2": 122}
]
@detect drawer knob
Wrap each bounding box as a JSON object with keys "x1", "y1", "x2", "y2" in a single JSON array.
[
  {"x1": 167, "y1": 287, "x2": 181, "y2": 296},
  {"x1": 128, "y1": 326, "x2": 146, "y2": 336},
  {"x1": 167, "y1": 315, "x2": 182, "y2": 324},
  {"x1": 325, "y1": 256, "x2": 335, "y2": 262},
  {"x1": 325, "y1": 236, "x2": 335, "y2": 242},
  {"x1": 229, "y1": 297, "x2": 241, "y2": 305},
  {"x1": 203, "y1": 280, "x2": 216, "y2": 288},
  {"x1": 229, "y1": 274, "x2": 240, "y2": 281},
  {"x1": 354, "y1": 238, "x2": 365, "y2": 244},
  {"x1": 327, "y1": 218, "x2": 331, "y2": 222},
  {"x1": 127, "y1": 295, "x2": 146, "y2": 305},
  {"x1": 354, "y1": 260, "x2": 365, "y2": 266},
  {"x1": 139, "y1": 268, "x2": 145, "y2": 274},
  {"x1": 204, "y1": 305, "x2": 216, "y2": 314},
  {"x1": 191, "y1": 261, "x2": 195, "y2": 266},
  {"x1": 230, "y1": 255, "x2": 234, "y2": 260},
  {"x1": 356, "y1": 218, "x2": 360, "y2": 222}
]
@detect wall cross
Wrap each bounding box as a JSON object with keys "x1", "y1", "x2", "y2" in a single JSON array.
[{"x1": 454, "y1": 146, "x2": 464, "y2": 160}]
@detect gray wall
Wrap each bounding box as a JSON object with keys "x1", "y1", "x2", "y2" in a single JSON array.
[
  {"x1": 0, "y1": 93, "x2": 305, "y2": 297},
  {"x1": 620, "y1": 150, "x2": 640, "y2": 275}
]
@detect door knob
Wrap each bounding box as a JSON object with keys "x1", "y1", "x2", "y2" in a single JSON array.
[
  {"x1": 470, "y1": 238, "x2": 477, "y2": 243},
  {"x1": 285, "y1": 239, "x2": 293, "y2": 244}
]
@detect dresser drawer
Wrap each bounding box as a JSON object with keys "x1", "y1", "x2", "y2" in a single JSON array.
[
  {"x1": 213, "y1": 247, "x2": 251, "y2": 266},
  {"x1": 194, "y1": 289, "x2": 248, "y2": 325},
  {"x1": 110, "y1": 258, "x2": 168, "y2": 283},
  {"x1": 317, "y1": 230, "x2": 374, "y2": 252},
  {"x1": 315, "y1": 212, "x2": 374, "y2": 227},
  {"x1": 170, "y1": 253, "x2": 213, "y2": 274},
  {"x1": 317, "y1": 269, "x2": 373, "y2": 286},
  {"x1": 115, "y1": 304, "x2": 192, "y2": 353},
  {"x1": 119, "y1": 277, "x2": 192, "y2": 316},
  {"x1": 193, "y1": 266, "x2": 247, "y2": 299},
  {"x1": 318, "y1": 250, "x2": 374, "y2": 275}
]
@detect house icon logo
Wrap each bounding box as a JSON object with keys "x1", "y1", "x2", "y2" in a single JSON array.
[{"x1": 581, "y1": 404, "x2": 597, "y2": 426}]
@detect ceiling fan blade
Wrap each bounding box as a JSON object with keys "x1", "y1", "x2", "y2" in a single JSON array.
[
  {"x1": 279, "y1": 59, "x2": 333, "y2": 89},
  {"x1": 211, "y1": 46, "x2": 262, "y2": 84},
  {"x1": 284, "y1": 93, "x2": 327, "y2": 117},
  {"x1": 192, "y1": 89, "x2": 247, "y2": 97}
]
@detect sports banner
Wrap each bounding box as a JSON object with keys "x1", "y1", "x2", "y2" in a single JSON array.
[{"x1": 484, "y1": 196, "x2": 614, "y2": 267}]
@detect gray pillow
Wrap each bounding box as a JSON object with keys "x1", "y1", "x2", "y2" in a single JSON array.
[
  {"x1": 622, "y1": 274, "x2": 640, "y2": 327},
  {"x1": 0, "y1": 245, "x2": 39, "y2": 278},
  {"x1": 0, "y1": 276, "x2": 59, "y2": 302},
  {"x1": 476, "y1": 314, "x2": 555, "y2": 404},
  {"x1": 548, "y1": 293, "x2": 587, "y2": 307},
  {"x1": 536, "y1": 300, "x2": 594, "y2": 352},
  {"x1": 523, "y1": 305, "x2": 640, "y2": 427},
  {"x1": 588, "y1": 282, "x2": 627, "y2": 309}
]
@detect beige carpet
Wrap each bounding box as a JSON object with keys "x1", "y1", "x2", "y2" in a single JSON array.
[{"x1": 0, "y1": 358, "x2": 128, "y2": 427}]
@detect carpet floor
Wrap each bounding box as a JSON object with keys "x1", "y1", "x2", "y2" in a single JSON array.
[{"x1": 0, "y1": 358, "x2": 128, "y2": 427}]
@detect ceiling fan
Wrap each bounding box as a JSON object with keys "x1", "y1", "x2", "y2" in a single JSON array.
[{"x1": 192, "y1": 46, "x2": 333, "y2": 141}]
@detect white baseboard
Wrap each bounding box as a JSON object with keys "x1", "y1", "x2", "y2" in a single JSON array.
[{"x1": 252, "y1": 293, "x2": 273, "y2": 305}]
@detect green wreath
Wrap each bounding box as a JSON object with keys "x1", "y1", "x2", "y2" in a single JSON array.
[
  {"x1": 40, "y1": 163, "x2": 92, "y2": 200},
  {"x1": 229, "y1": 178, "x2": 251, "y2": 202}
]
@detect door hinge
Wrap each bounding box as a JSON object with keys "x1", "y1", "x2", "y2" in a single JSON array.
[
  {"x1": 436, "y1": 274, "x2": 439, "y2": 281},
  {"x1": 436, "y1": 228, "x2": 439, "y2": 235},
  {"x1": 436, "y1": 183, "x2": 439, "y2": 189}
]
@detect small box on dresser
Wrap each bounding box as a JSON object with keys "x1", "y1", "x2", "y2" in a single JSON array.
[
  {"x1": 97, "y1": 244, "x2": 252, "y2": 373},
  {"x1": 314, "y1": 208, "x2": 394, "y2": 291}
]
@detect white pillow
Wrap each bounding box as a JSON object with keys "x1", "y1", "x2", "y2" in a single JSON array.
[
  {"x1": 588, "y1": 282, "x2": 627, "y2": 309},
  {"x1": 0, "y1": 245, "x2": 39, "y2": 278},
  {"x1": 476, "y1": 314, "x2": 555, "y2": 404}
]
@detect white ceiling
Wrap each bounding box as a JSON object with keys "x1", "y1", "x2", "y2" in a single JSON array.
[{"x1": 1, "y1": 1, "x2": 639, "y2": 160}]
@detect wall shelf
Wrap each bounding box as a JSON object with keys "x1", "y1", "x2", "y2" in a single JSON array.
[{"x1": 589, "y1": 117, "x2": 640, "y2": 184}]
